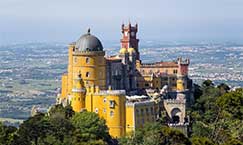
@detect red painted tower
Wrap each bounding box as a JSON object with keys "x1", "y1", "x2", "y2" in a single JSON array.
[{"x1": 120, "y1": 23, "x2": 140, "y2": 60}]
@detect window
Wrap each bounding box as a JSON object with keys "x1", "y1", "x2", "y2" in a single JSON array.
[
  {"x1": 141, "y1": 109, "x2": 144, "y2": 115},
  {"x1": 103, "y1": 98, "x2": 107, "y2": 103},
  {"x1": 103, "y1": 108, "x2": 106, "y2": 113},
  {"x1": 86, "y1": 72, "x2": 90, "y2": 78},
  {"x1": 109, "y1": 100, "x2": 115, "y2": 108},
  {"x1": 146, "y1": 108, "x2": 149, "y2": 115},
  {"x1": 151, "y1": 107, "x2": 154, "y2": 115},
  {"x1": 95, "y1": 108, "x2": 98, "y2": 113},
  {"x1": 110, "y1": 111, "x2": 114, "y2": 117},
  {"x1": 173, "y1": 69, "x2": 178, "y2": 74},
  {"x1": 74, "y1": 57, "x2": 77, "y2": 63},
  {"x1": 86, "y1": 57, "x2": 90, "y2": 64},
  {"x1": 136, "y1": 109, "x2": 139, "y2": 115}
]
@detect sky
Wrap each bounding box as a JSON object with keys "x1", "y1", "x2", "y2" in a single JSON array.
[{"x1": 0, "y1": 0, "x2": 243, "y2": 44}]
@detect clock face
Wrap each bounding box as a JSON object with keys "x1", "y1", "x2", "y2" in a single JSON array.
[
  {"x1": 131, "y1": 32, "x2": 135, "y2": 37},
  {"x1": 124, "y1": 31, "x2": 128, "y2": 36}
]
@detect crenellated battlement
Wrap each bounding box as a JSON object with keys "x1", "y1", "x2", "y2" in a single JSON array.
[
  {"x1": 164, "y1": 99, "x2": 186, "y2": 104},
  {"x1": 177, "y1": 57, "x2": 190, "y2": 65}
]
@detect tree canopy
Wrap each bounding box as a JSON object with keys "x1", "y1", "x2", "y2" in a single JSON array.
[{"x1": 0, "y1": 81, "x2": 243, "y2": 145}]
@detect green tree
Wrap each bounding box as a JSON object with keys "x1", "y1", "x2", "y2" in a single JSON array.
[
  {"x1": 191, "y1": 81, "x2": 243, "y2": 144},
  {"x1": 202, "y1": 80, "x2": 214, "y2": 87},
  {"x1": 217, "y1": 83, "x2": 230, "y2": 94},
  {"x1": 119, "y1": 123, "x2": 191, "y2": 145},
  {"x1": 191, "y1": 136, "x2": 215, "y2": 145},
  {"x1": 71, "y1": 111, "x2": 111, "y2": 144},
  {"x1": 48, "y1": 112, "x2": 74, "y2": 143},
  {"x1": 17, "y1": 113, "x2": 53, "y2": 145},
  {"x1": 48, "y1": 104, "x2": 74, "y2": 119},
  {"x1": 216, "y1": 90, "x2": 243, "y2": 120},
  {"x1": 0, "y1": 122, "x2": 17, "y2": 145}
]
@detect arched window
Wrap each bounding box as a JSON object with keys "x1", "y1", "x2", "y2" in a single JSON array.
[
  {"x1": 86, "y1": 57, "x2": 90, "y2": 64},
  {"x1": 86, "y1": 72, "x2": 90, "y2": 78},
  {"x1": 74, "y1": 57, "x2": 77, "y2": 63},
  {"x1": 110, "y1": 111, "x2": 114, "y2": 117},
  {"x1": 95, "y1": 108, "x2": 98, "y2": 113}
]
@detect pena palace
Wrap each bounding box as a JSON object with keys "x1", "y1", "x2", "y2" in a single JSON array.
[{"x1": 57, "y1": 23, "x2": 194, "y2": 137}]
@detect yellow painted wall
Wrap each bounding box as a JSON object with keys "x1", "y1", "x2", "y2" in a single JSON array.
[
  {"x1": 106, "y1": 94, "x2": 126, "y2": 138},
  {"x1": 137, "y1": 74, "x2": 177, "y2": 91},
  {"x1": 67, "y1": 45, "x2": 74, "y2": 96},
  {"x1": 177, "y1": 78, "x2": 185, "y2": 91},
  {"x1": 138, "y1": 67, "x2": 178, "y2": 75},
  {"x1": 125, "y1": 101, "x2": 159, "y2": 135},
  {"x1": 134, "y1": 104, "x2": 156, "y2": 128},
  {"x1": 61, "y1": 74, "x2": 68, "y2": 99},
  {"x1": 85, "y1": 88, "x2": 126, "y2": 138},
  {"x1": 125, "y1": 105, "x2": 135, "y2": 134},
  {"x1": 72, "y1": 51, "x2": 106, "y2": 89},
  {"x1": 71, "y1": 75, "x2": 86, "y2": 112}
]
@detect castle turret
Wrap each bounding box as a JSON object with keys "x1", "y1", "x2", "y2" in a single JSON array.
[
  {"x1": 177, "y1": 76, "x2": 185, "y2": 91},
  {"x1": 176, "y1": 57, "x2": 190, "y2": 91},
  {"x1": 72, "y1": 29, "x2": 106, "y2": 89},
  {"x1": 120, "y1": 23, "x2": 140, "y2": 60},
  {"x1": 71, "y1": 73, "x2": 86, "y2": 112}
]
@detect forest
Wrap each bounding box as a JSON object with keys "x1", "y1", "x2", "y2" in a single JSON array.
[{"x1": 1, "y1": 80, "x2": 243, "y2": 145}]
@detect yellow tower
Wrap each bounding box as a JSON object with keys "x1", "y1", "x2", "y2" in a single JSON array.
[
  {"x1": 71, "y1": 73, "x2": 86, "y2": 112},
  {"x1": 177, "y1": 75, "x2": 185, "y2": 91},
  {"x1": 119, "y1": 48, "x2": 127, "y2": 54},
  {"x1": 72, "y1": 29, "x2": 106, "y2": 90},
  {"x1": 67, "y1": 43, "x2": 75, "y2": 96},
  {"x1": 85, "y1": 88, "x2": 126, "y2": 138},
  {"x1": 105, "y1": 90, "x2": 126, "y2": 138},
  {"x1": 61, "y1": 29, "x2": 107, "y2": 101}
]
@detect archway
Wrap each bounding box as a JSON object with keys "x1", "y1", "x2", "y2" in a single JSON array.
[{"x1": 171, "y1": 108, "x2": 182, "y2": 123}]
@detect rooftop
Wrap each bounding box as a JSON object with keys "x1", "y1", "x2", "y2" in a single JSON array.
[{"x1": 141, "y1": 61, "x2": 178, "y2": 68}]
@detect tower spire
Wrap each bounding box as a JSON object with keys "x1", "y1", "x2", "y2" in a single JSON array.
[{"x1": 87, "y1": 28, "x2": 91, "y2": 35}]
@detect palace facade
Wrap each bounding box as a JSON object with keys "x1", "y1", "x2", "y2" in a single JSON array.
[{"x1": 57, "y1": 23, "x2": 193, "y2": 138}]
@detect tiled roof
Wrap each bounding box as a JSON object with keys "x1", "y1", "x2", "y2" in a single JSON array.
[
  {"x1": 141, "y1": 61, "x2": 178, "y2": 68},
  {"x1": 105, "y1": 55, "x2": 122, "y2": 61}
]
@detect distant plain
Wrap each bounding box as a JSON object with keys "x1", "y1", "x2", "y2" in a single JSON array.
[{"x1": 0, "y1": 41, "x2": 242, "y2": 120}]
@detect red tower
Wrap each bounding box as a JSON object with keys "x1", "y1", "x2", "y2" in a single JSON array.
[{"x1": 120, "y1": 23, "x2": 140, "y2": 60}]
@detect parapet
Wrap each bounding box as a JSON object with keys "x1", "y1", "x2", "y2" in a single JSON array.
[
  {"x1": 126, "y1": 99, "x2": 155, "y2": 107},
  {"x1": 98, "y1": 90, "x2": 126, "y2": 96},
  {"x1": 73, "y1": 50, "x2": 105, "y2": 56},
  {"x1": 164, "y1": 99, "x2": 186, "y2": 104},
  {"x1": 177, "y1": 57, "x2": 190, "y2": 65},
  {"x1": 86, "y1": 85, "x2": 126, "y2": 96}
]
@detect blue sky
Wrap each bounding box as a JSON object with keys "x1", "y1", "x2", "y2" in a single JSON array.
[{"x1": 0, "y1": 0, "x2": 243, "y2": 44}]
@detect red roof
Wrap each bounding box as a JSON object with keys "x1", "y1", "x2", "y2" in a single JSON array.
[
  {"x1": 105, "y1": 56, "x2": 122, "y2": 61},
  {"x1": 141, "y1": 61, "x2": 178, "y2": 68}
]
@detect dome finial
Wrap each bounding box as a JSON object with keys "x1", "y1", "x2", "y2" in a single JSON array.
[{"x1": 87, "y1": 28, "x2": 91, "y2": 35}]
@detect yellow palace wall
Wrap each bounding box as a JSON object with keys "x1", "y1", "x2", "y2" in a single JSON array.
[{"x1": 85, "y1": 87, "x2": 126, "y2": 138}]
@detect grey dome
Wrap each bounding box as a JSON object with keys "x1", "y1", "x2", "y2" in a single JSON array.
[{"x1": 75, "y1": 29, "x2": 103, "y2": 51}]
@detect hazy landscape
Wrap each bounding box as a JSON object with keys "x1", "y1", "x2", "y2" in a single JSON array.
[{"x1": 0, "y1": 41, "x2": 243, "y2": 120}]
